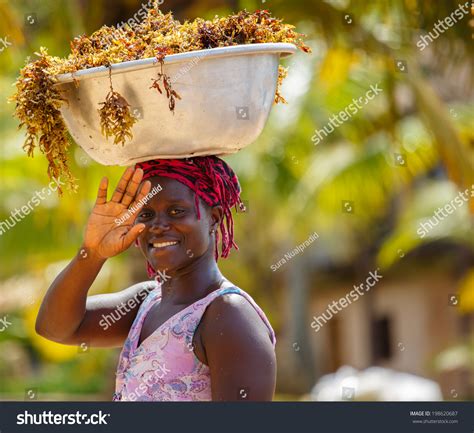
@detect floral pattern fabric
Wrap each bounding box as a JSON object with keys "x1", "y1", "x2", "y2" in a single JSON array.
[{"x1": 113, "y1": 278, "x2": 276, "y2": 401}]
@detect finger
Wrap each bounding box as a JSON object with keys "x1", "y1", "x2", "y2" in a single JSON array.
[
  {"x1": 95, "y1": 177, "x2": 108, "y2": 205},
  {"x1": 111, "y1": 167, "x2": 135, "y2": 203},
  {"x1": 121, "y1": 168, "x2": 144, "y2": 208},
  {"x1": 122, "y1": 223, "x2": 146, "y2": 249},
  {"x1": 128, "y1": 180, "x2": 152, "y2": 218}
]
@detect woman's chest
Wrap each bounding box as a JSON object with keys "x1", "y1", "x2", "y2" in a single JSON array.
[
  {"x1": 136, "y1": 298, "x2": 207, "y2": 364},
  {"x1": 138, "y1": 301, "x2": 192, "y2": 346}
]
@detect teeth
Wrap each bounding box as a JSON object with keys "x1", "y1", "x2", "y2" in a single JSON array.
[{"x1": 152, "y1": 241, "x2": 178, "y2": 248}]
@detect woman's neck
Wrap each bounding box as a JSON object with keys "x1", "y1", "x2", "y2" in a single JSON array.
[{"x1": 158, "y1": 252, "x2": 224, "y2": 305}]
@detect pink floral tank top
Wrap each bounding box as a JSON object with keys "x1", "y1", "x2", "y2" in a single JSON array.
[{"x1": 113, "y1": 278, "x2": 276, "y2": 401}]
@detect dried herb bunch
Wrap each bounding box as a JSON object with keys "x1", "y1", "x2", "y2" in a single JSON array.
[
  {"x1": 12, "y1": 48, "x2": 76, "y2": 191},
  {"x1": 149, "y1": 47, "x2": 182, "y2": 112},
  {"x1": 99, "y1": 69, "x2": 138, "y2": 145},
  {"x1": 11, "y1": 5, "x2": 311, "y2": 188}
]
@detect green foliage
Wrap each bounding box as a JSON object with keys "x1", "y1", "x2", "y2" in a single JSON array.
[{"x1": 0, "y1": 0, "x2": 472, "y2": 397}]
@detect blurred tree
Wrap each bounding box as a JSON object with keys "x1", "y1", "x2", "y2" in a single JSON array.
[{"x1": 0, "y1": 0, "x2": 472, "y2": 396}]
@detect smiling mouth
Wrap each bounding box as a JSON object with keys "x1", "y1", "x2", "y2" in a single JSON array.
[{"x1": 149, "y1": 241, "x2": 179, "y2": 249}]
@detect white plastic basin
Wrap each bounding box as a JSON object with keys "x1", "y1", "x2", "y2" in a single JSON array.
[{"x1": 54, "y1": 43, "x2": 297, "y2": 165}]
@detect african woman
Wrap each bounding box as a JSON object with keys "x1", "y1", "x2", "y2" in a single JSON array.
[{"x1": 35, "y1": 156, "x2": 276, "y2": 401}]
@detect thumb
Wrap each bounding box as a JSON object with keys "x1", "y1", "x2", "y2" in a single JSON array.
[{"x1": 122, "y1": 224, "x2": 146, "y2": 249}]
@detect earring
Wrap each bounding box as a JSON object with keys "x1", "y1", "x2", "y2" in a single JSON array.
[{"x1": 210, "y1": 229, "x2": 215, "y2": 234}]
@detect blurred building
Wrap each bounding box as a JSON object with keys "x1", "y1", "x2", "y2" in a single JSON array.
[{"x1": 303, "y1": 241, "x2": 474, "y2": 400}]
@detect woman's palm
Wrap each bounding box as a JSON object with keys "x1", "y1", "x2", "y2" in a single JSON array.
[{"x1": 83, "y1": 168, "x2": 151, "y2": 259}]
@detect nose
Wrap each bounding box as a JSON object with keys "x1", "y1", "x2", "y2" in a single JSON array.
[{"x1": 148, "y1": 214, "x2": 171, "y2": 233}]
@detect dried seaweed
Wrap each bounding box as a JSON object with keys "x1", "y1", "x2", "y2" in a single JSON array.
[
  {"x1": 11, "y1": 48, "x2": 76, "y2": 193},
  {"x1": 275, "y1": 65, "x2": 289, "y2": 104},
  {"x1": 98, "y1": 68, "x2": 137, "y2": 145},
  {"x1": 149, "y1": 47, "x2": 181, "y2": 112},
  {"x1": 11, "y1": 4, "x2": 311, "y2": 189}
]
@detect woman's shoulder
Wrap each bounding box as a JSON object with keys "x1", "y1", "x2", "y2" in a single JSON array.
[{"x1": 202, "y1": 280, "x2": 276, "y2": 345}]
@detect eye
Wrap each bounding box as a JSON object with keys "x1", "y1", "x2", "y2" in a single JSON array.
[
  {"x1": 137, "y1": 209, "x2": 153, "y2": 219},
  {"x1": 169, "y1": 208, "x2": 185, "y2": 216}
]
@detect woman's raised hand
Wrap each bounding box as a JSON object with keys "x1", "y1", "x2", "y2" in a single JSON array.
[{"x1": 82, "y1": 167, "x2": 151, "y2": 259}]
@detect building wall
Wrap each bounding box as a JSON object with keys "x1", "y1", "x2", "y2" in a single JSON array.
[{"x1": 307, "y1": 273, "x2": 469, "y2": 392}]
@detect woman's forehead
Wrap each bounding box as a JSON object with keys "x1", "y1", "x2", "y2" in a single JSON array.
[{"x1": 142, "y1": 175, "x2": 195, "y2": 203}]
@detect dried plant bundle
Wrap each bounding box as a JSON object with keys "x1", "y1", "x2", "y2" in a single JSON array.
[{"x1": 11, "y1": 6, "x2": 311, "y2": 191}]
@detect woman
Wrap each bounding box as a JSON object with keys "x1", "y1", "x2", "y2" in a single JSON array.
[{"x1": 35, "y1": 156, "x2": 276, "y2": 401}]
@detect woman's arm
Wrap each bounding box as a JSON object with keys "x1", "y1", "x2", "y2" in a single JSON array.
[
  {"x1": 199, "y1": 294, "x2": 277, "y2": 401},
  {"x1": 35, "y1": 167, "x2": 152, "y2": 348}
]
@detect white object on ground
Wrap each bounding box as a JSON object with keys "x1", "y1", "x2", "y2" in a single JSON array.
[{"x1": 310, "y1": 365, "x2": 443, "y2": 401}]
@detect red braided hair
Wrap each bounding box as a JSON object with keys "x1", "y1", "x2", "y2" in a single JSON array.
[{"x1": 135, "y1": 156, "x2": 245, "y2": 278}]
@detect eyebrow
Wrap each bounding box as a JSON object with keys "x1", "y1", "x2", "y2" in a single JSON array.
[
  {"x1": 162, "y1": 198, "x2": 191, "y2": 204},
  {"x1": 141, "y1": 198, "x2": 192, "y2": 207}
]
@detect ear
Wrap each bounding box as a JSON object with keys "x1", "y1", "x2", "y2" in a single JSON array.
[{"x1": 210, "y1": 205, "x2": 223, "y2": 231}]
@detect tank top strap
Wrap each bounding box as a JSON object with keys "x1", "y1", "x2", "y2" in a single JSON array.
[
  {"x1": 188, "y1": 279, "x2": 276, "y2": 346},
  {"x1": 118, "y1": 280, "x2": 162, "y2": 371},
  {"x1": 129, "y1": 282, "x2": 162, "y2": 349}
]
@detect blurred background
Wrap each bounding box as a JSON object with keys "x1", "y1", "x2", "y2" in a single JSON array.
[{"x1": 0, "y1": 0, "x2": 473, "y2": 401}]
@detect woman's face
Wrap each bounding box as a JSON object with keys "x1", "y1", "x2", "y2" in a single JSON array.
[{"x1": 134, "y1": 176, "x2": 222, "y2": 274}]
